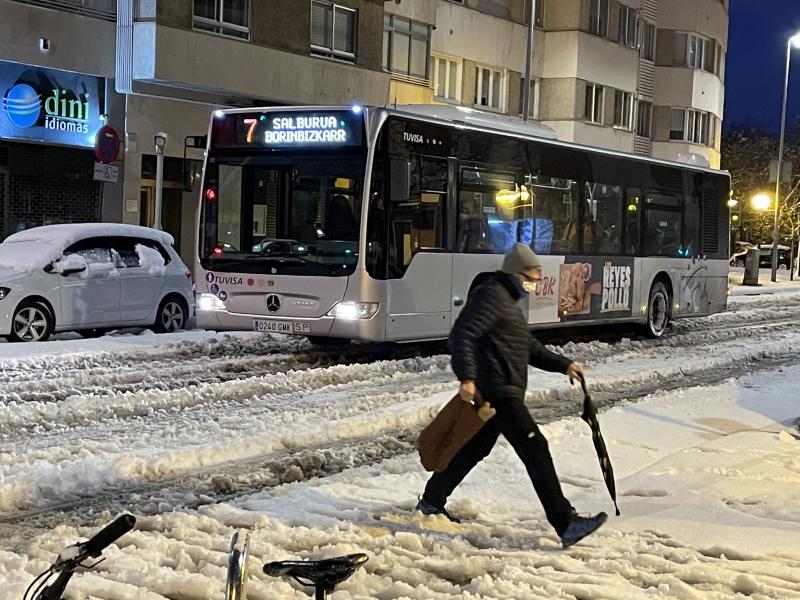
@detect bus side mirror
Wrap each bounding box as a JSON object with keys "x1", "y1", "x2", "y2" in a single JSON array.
[{"x1": 390, "y1": 159, "x2": 411, "y2": 203}]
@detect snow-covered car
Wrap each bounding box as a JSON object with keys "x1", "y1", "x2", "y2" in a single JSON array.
[{"x1": 0, "y1": 223, "x2": 194, "y2": 342}]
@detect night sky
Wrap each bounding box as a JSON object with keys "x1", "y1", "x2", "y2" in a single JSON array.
[{"x1": 724, "y1": 0, "x2": 800, "y2": 132}]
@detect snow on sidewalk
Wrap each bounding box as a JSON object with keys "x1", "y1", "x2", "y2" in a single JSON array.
[
  {"x1": 2, "y1": 366, "x2": 799, "y2": 599},
  {"x1": 729, "y1": 267, "x2": 800, "y2": 296}
]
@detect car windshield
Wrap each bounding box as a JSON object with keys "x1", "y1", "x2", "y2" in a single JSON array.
[{"x1": 200, "y1": 154, "x2": 365, "y2": 276}]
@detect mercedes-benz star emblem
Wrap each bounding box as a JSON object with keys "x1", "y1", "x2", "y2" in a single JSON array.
[{"x1": 266, "y1": 294, "x2": 281, "y2": 312}]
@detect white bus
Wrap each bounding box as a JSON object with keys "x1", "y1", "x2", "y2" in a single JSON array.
[{"x1": 195, "y1": 104, "x2": 730, "y2": 342}]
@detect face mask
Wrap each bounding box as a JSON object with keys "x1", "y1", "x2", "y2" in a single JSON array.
[{"x1": 522, "y1": 281, "x2": 538, "y2": 294}]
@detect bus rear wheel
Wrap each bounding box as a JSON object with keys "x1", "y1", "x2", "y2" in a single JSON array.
[{"x1": 643, "y1": 281, "x2": 671, "y2": 338}]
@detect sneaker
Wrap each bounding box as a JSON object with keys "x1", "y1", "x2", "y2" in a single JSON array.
[
  {"x1": 415, "y1": 497, "x2": 461, "y2": 523},
  {"x1": 560, "y1": 512, "x2": 608, "y2": 548}
]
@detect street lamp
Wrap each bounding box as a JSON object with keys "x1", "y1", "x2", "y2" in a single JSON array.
[
  {"x1": 770, "y1": 32, "x2": 800, "y2": 281},
  {"x1": 752, "y1": 193, "x2": 771, "y2": 211},
  {"x1": 153, "y1": 132, "x2": 168, "y2": 231}
]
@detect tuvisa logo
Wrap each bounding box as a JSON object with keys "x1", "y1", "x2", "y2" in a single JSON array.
[{"x1": 2, "y1": 81, "x2": 89, "y2": 132}]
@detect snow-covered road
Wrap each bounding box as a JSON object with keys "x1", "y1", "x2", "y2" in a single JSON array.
[{"x1": 1, "y1": 292, "x2": 799, "y2": 599}]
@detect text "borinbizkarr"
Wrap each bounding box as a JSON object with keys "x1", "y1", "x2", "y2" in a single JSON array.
[{"x1": 265, "y1": 115, "x2": 347, "y2": 144}]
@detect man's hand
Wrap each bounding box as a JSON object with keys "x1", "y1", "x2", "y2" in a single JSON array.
[
  {"x1": 459, "y1": 380, "x2": 476, "y2": 403},
  {"x1": 566, "y1": 362, "x2": 585, "y2": 385}
]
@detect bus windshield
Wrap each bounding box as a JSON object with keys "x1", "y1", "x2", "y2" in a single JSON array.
[{"x1": 200, "y1": 153, "x2": 365, "y2": 276}]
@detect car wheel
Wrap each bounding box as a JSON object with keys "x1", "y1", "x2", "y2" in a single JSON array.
[
  {"x1": 734, "y1": 259, "x2": 745, "y2": 268},
  {"x1": 154, "y1": 296, "x2": 188, "y2": 333},
  {"x1": 77, "y1": 328, "x2": 109, "y2": 338},
  {"x1": 778, "y1": 263, "x2": 788, "y2": 270},
  {"x1": 9, "y1": 299, "x2": 54, "y2": 342},
  {"x1": 642, "y1": 281, "x2": 671, "y2": 338}
]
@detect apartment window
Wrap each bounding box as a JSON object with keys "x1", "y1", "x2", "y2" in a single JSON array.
[
  {"x1": 383, "y1": 15, "x2": 430, "y2": 79},
  {"x1": 475, "y1": 66, "x2": 504, "y2": 111},
  {"x1": 686, "y1": 34, "x2": 715, "y2": 72},
  {"x1": 613, "y1": 90, "x2": 633, "y2": 129},
  {"x1": 584, "y1": 83, "x2": 604, "y2": 124},
  {"x1": 433, "y1": 56, "x2": 462, "y2": 101},
  {"x1": 589, "y1": 0, "x2": 609, "y2": 37},
  {"x1": 311, "y1": 1, "x2": 356, "y2": 62},
  {"x1": 636, "y1": 101, "x2": 652, "y2": 137},
  {"x1": 641, "y1": 22, "x2": 655, "y2": 60},
  {"x1": 618, "y1": 4, "x2": 637, "y2": 48},
  {"x1": 193, "y1": 0, "x2": 250, "y2": 40},
  {"x1": 519, "y1": 78, "x2": 537, "y2": 117},
  {"x1": 670, "y1": 108, "x2": 713, "y2": 145},
  {"x1": 524, "y1": 0, "x2": 544, "y2": 27}
]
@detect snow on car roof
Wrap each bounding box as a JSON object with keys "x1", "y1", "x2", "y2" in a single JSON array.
[{"x1": 4, "y1": 223, "x2": 175, "y2": 247}]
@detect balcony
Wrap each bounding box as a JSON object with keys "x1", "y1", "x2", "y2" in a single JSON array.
[{"x1": 8, "y1": 0, "x2": 115, "y2": 21}]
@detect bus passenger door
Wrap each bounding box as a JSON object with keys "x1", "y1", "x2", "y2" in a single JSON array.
[{"x1": 385, "y1": 156, "x2": 453, "y2": 341}]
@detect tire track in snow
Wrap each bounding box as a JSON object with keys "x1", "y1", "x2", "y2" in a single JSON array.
[
  {"x1": 2, "y1": 293, "x2": 798, "y2": 405},
  {"x1": 1, "y1": 341, "x2": 797, "y2": 533}
]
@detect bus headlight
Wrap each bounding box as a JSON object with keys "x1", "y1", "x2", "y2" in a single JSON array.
[
  {"x1": 326, "y1": 302, "x2": 379, "y2": 320},
  {"x1": 197, "y1": 293, "x2": 226, "y2": 311}
]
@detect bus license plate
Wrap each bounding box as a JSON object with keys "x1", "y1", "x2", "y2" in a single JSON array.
[{"x1": 253, "y1": 319, "x2": 311, "y2": 334}]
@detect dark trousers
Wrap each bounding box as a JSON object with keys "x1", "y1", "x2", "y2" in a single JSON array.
[{"x1": 423, "y1": 391, "x2": 575, "y2": 535}]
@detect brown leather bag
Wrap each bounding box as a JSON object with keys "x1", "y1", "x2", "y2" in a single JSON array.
[{"x1": 418, "y1": 391, "x2": 496, "y2": 472}]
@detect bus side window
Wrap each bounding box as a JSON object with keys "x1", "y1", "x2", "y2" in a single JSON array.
[
  {"x1": 366, "y1": 161, "x2": 387, "y2": 279},
  {"x1": 684, "y1": 185, "x2": 701, "y2": 258},
  {"x1": 457, "y1": 167, "x2": 518, "y2": 254},
  {"x1": 388, "y1": 156, "x2": 447, "y2": 276},
  {"x1": 581, "y1": 182, "x2": 623, "y2": 255},
  {"x1": 528, "y1": 176, "x2": 577, "y2": 256},
  {"x1": 644, "y1": 190, "x2": 683, "y2": 256},
  {"x1": 624, "y1": 188, "x2": 641, "y2": 255}
]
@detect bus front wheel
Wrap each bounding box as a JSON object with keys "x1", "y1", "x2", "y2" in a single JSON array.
[{"x1": 643, "y1": 281, "x2": 671, "y2": 338}]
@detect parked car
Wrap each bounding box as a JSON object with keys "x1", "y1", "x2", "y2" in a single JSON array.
[
  {"x1": 0, "y1": 224, "x2": 194, "y2": 342},
  {"x1": 730, "y1": 245, "x2": 791, "y2": 269}
]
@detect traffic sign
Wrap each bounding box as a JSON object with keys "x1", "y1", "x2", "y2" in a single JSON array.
[{"x1": 95, "y1": 125, "x2": 121, "y2": 164}]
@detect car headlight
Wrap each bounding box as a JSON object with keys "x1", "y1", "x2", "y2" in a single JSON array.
[
  {"x1": 197, "y1": 292, "x2": 226, "y2": 311},
  {"x1": 0, "y1": 287, "x2": 9, "y2": 300},
  {"x1": 326, "y1": 301, "x2": 379, "y2": 320}
]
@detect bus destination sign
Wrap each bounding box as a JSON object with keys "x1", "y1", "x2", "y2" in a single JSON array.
[{"x1": 220, "y1": 110, "x2": 364, "y2": 149}]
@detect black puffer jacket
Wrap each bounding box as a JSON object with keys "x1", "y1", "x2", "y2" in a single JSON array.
[{"x1": 451, "y1": 271, "x2": 572, "y2": 397}]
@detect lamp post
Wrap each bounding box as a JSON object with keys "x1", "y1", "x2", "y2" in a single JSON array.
[
  {"x1": 771, "y1": 33, "x2": 800, "y2": 281},
  {"x1": 522, "y1": 0, "x2": 537, "y2": 121},
  {"x1": 153, "y1": 132, "x2": 168, "y2": 231}
]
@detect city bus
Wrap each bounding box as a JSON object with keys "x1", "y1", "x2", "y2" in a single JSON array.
[{"x1": 195, "y1": 104, "x2": 730, "y2": 342}]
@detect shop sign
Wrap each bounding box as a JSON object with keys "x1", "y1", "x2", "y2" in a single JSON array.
[{"x1": 0, "y1": 60, "x2": 104, "y2": 148}]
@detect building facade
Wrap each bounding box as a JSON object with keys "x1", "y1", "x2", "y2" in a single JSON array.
[
  {"x1": 385, "y1": 0, "x2": 727, "y2": 168},
  {"x1": 0, "y1": 0, "x2": 727, "y2": 261}
]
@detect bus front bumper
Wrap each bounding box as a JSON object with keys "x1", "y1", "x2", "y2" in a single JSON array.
[{"x1": 196, "y1": 307, "x2": 385, "y2": 341}]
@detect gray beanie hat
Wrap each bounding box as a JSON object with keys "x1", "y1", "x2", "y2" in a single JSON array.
[{"x1": 501, "y1": 243, "x2": 542, "y2": 274}]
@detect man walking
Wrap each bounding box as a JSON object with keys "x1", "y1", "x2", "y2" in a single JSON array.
[{"x1": 416, "y1": 243, "x2": 607, "y2": 548}]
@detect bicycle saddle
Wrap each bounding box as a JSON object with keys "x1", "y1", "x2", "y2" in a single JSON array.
[{"x1": 263, "y1": 553, "x2": 368, "y2": 589}]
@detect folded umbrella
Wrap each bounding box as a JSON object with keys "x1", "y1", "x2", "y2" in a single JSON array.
[{"x1": 580, "y1": 379, "x2": 620, "y2": 516}]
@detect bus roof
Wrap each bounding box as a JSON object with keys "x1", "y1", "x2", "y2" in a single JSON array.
[{"x1": 212, "y1": 104, "x2": 729, "y2": 178}]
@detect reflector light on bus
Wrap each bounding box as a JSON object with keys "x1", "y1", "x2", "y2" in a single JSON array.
[{"x1": 205, "y1": 188, "x2": 217, "y2": 201}]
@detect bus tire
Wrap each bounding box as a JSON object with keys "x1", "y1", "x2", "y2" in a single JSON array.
[{"x1": 642, "y1": 281, "x2": 671, "y2": 338}]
